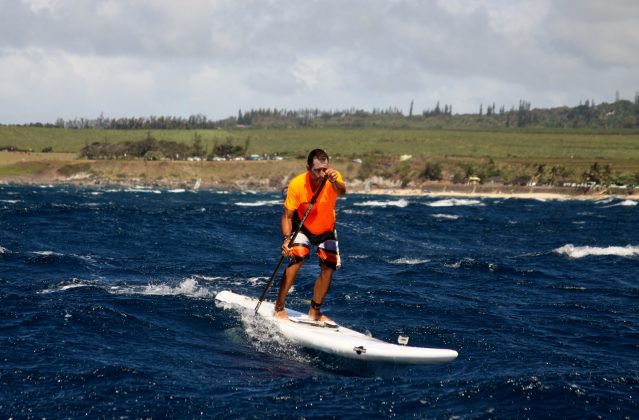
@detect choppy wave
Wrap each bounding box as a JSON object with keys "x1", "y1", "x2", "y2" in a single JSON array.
[
  {"x1": 235, "y1": 200, "x2": 281, "y2": 207},
  {"x1": 612, "y1": 200, "x2": 637, "y2": 207},
  {"x1": 246, "y1": 276, "x2": 268, "y2": 286},
  {"x1": 354, "y1": 199, "x2": 409, "y2": 208},
  {"x1": 388, "y1": 257, "x2": 430, "y2": 265},
  {"x1": 444, "y1": 257, "x2": 497, "y2": 271},
  {"x1": 554, "y1": 244, "x2": 639, "y2": 258},
  {"x1": 552, "y1": 284, "x2": 587, "y2": 291},
  {"x1": 191, "y1": 275, "x2": 230, "y2": 282},
  {"x1": 426, "y1": 198, "x2": 484, "y2": 207},
  {"x1": 600, "y1": 199, "x2": 638, "y2": 208},
  {"x1": 237, "y1": 309, "x2": 311, "y2": 365},
  {"x1": 40, "y1": 280, "x2": 95, "y2": 294},
  {"x1": 431, "y1": 213, "x2": 460, "y2": 220},
  {"x1": 29, "y1": 250, "x2": 97, "y2": 263},
  {"x1": 342, "y1": 209, "x2": 374, "y2": 215},
  {"x1": 3, "y1": 185, "x2": 638, "y2": 418},
  {"x1": 31, "y1": 250, "x2": 65, "y2": 257},
  {"x1": 124, "y1": 187, "x2": 162, "y2": 194},
  {"x1": 110, "y1": 278, "x2": 213, "y2": 298}
]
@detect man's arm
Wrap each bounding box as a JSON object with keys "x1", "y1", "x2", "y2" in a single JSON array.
[
  {"x1": 280, "y1": 207, "x2": 295, "y2": 255},
  {"x1": 281, "y1": 207, "x2": 294, "y2": 237},
  {"x1": 326, "y1": 168, "x2": 346, "y2": 195}
]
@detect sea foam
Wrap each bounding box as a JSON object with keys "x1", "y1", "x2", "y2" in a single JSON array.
[
  {"x1": 388, "y1": 257, "x2": 430, "y2": 265},
  {"x1": 111, "y1": 278, "x2": 213, "y2": 298},
  {"x1": 431, "y1": 213, "x2": 460, "y2": 220},
  {"x1": 426, "y1": 198, "x2": 484, "y2": 207},
  {"x1": 602, "y1": 199, "x2": 637, "y2": 208},
  {"x1": 354, "y1": 199, "x2": 409, "y2": 208},
  {"x1": 616, "y1": 200, "x2": 637, "y2": 207},
  {"x1": 235, "y1": 200, "x2": 281, "y2": 207},
  {"x1": 554, "y1": 244, "x2": 639, "y2": 258}
]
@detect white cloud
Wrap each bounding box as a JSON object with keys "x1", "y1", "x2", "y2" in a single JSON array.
[
  {"x1": 21, "y1": 0, "x2": 59, "y2": 13},
  {"x1": 0, "y1": 0, "x2": 637, "y2": 123}
]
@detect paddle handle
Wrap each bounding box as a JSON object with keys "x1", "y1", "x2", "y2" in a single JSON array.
[{"x1": 255, "y1": 177, "x2": 328, "y2": 314}]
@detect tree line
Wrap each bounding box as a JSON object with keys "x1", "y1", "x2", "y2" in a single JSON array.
[
  {"x1": 79, "y1": 133, "x2": 249, "y2": 161},
  {"x1": 9, "y1": 94, "x2": 639, "y2": 130}
]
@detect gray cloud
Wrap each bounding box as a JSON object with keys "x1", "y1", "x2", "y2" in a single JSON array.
[{"x1": 1, "y1": 0, "x2": 637, "y2": 123}]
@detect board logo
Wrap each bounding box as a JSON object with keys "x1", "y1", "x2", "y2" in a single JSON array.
[{"x1": 353, "y1": 346, "x2": 367, "y2": 355}]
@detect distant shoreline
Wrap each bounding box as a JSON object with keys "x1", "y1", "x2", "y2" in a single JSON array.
[
  {"x1": 355, "y1": 185, "x2": 639, "y2": 201},
  {"x1": 2, "y1": 176, "x2": 637, "y2": 202},
  {"x1": 0, "y1": 152, "x2": 637, "y2": 201}
]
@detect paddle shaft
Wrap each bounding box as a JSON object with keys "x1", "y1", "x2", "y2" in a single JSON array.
[{"x1": 255, "y1": 177, "x2": 328, "y2": 314}]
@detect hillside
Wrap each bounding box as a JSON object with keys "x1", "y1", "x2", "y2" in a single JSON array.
[{"x1": 1, "y1": 100, "x2": 638, "y2": 193}]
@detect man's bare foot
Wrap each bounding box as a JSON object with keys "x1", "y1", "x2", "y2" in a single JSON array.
[
  {"x1": 274, "y1": 309, "x2": 289, "y2": 320},
  {"x1": 308, "y1": 307, "x2": 333, "y2": 323}
]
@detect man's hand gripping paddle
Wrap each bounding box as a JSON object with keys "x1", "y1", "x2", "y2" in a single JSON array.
[{"x1": 254, "y1": 177, "x2": 328, "y2": 314}]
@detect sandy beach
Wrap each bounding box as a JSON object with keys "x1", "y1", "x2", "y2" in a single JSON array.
[{"x1": 361, "y1": 188, "x2": 639, "y2": 201}]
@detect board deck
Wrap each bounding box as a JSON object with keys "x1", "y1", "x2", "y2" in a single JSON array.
[{"x1": 215, "y1": 290, "x2": 458, "y2": 365}]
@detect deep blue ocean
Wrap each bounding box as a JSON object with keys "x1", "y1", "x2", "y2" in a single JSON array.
[{"x1": 1, "y1": 184, "x2": 637, "y2": 418}]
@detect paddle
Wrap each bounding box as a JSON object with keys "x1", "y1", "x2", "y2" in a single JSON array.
[{"x1": 255, "y1": 176, "x2": 328, "y2": 314}]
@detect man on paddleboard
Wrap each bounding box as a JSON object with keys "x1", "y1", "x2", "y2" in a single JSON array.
[{"x1": 274, "y1": 149, "x2": 346, "y2": 322}]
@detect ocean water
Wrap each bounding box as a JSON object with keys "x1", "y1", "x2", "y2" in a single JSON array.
[{"x1": 1, "y1": 185, "x2": 637, "y2": 418}]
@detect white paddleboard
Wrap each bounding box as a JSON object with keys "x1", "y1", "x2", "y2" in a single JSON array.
[{"x1": 215, "y1": 290, "x2": 458, "y2": 365}]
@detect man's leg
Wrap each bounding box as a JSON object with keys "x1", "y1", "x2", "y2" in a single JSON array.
[
  {"x1": 308, "y1": 263, "x2": 334, "y2": 321},
  {"x1": 274, "y1": 259, "x2": 304, "y2": 320}
]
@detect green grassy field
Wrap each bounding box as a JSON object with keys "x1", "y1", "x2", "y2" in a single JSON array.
[
  {"x1": 2, "y1": 126, "x2": 638, "y2": 159},
  {"x1": 2, "y1": 126, "x2": 638, "y2": 184}
]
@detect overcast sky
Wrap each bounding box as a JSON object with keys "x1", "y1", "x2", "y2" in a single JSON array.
[{"x1": 1, "y1": 0, "x2": 638, "y2": 123}]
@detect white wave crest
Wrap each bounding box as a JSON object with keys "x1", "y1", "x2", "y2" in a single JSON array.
[
  {"x1": 431, "y1": 213, "x2": 460, "y2": 220},
  {"x1": 40, "y1": 279, "x2": 94, "y2": 294},
  {"x1": 190, "y1": 274, "x2": 270, "y2": 289},
  {"x1": 389, "y1": 257, "x2": 430, "y2": 265},
  {"x1": 124, "y1": 188, "x2": 161, "y2": 194},
  {"x1": 30, "y1": 250, "x2": 96, "y2": 263},
  {"x1": 554, "y1": 244, "x2": 639, "y2": 258},
  {"x1": 616, "y1": 200, "x2": 637, "y2": 207},
  {"x1": 354, "y1": 199, "x2": 409, "y2": 208},
  {"x1": 216, "y1": 298, "x2": 312, "y2": 364},
  {"x1": 342, "y1": 209, "x2": 374, "y2": 215},
  {"x1": 234, "y1": 200, "x2": 281, "y2": 207},
  {"x1": 192, "y1": 275, "x2": 229, "y2": 282},
  {"x1": 32, "y1": 250, "x2": 65, "y2": 257},
  {"x1": 168, "y1": 189, "x2": 186, "y2": 193},
  {"x1": 247, "y1": 276, "x2": 268, "y2": 286},
  {"x1": 0, "y1": 246, "x2": 9, "y2": 254},
  {"x1": 426, "y1": 199, "x2": 484, "y2": 207},
  {"x1": 444, "y1": 257, "x2": 475, "y2": 269},
  {"x1": 602, "y1": 199, "x2": 638, "y2": 208},
  {"x1": 111, "y1": 278, "x2": 212, "y2": 298}
]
